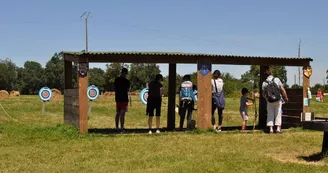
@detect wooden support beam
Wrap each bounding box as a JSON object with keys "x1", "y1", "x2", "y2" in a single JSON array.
[
  {"x1": 303, "y1": 66, "x2": 311, "y2": 112},
  {"x1": 197, "y1": 62, "x2": 212, "y2": 129},
  {"x1": 78, "y1": 62, "x2": 89, "y2": 133},
  {"x1": 259, "y1": 65, "x2": 270, "y2": 129},
  {"x1": 64, "y1": 60, "x2": 73, "y2": 89},
  {"x1": 77, "y1": 54, "x2": 312, "y2": 67},
  {"x1": 167, "y1": 63, "x2": 176, "y2": 130}
]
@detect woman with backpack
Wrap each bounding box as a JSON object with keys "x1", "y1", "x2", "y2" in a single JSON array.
[
  {"x1": 262, "y1": 69, "x2": 288, "y2": 133},
  {"x1": 178, "y1": 75, "x2": 197, "y2": 131},
  {"x1": 211, "y1": 70, "x2": 225, "y2": 132}
]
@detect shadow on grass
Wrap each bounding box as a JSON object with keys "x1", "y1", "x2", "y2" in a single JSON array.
[
  {"x1": 88, "y1": 125, "x2": 265, "y2": 134},
  {"x1": 298, "y1": 152, "x2": 328, "y2": 162}
]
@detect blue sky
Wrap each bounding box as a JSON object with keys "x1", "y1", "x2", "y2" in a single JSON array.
[{"x1": 1, "y1": 0, "x2": 327, "y2": 87}]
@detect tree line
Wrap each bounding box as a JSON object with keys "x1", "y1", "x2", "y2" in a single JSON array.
[{"x1": 1, "y1": 53, "x2": 326, "y2": 96}]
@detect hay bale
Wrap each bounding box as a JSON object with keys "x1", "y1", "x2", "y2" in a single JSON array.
[
  {"x1": 9, "y1": 90, "x2": 20, "y2": 97},
  {"x1": 51, "y1": 88, "x2": 61, "y2": 101},
  {"x1": 104, "y1": 92, "x2": 115, "y2": 96},
  {"x1": 130, "y1": 92, "x2": 138, "y2": 96},
  {"x1": 0, "y1": 90, "x2": 9, "y2": 100}
]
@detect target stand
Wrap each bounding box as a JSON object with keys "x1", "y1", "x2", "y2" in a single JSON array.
[
  {"x1": 139, "y1": 88, "x2": 149, "y2": 105},
  {"x1": 38, "y1": 87, "x2": 52, "y2": 115},
  {"x1": 87, "y1": 85, "x2": 100, "y2": 117}
]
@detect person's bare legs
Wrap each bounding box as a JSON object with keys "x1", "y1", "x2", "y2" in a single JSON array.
[
  {"x1": 120, "y1": 110, "x2": 126, "y2": 131},
  {"x1": 156, "y1": 116, "x2": 160, "y2": 129},
  {"x1": 242, "y1": 120, "x2": 247, "y2": 131},
  {"x1": 148, "y1": 116, "x2": 153, "y2": 130},
  {"x1": 115, "y1": 111, "x2": 120, "y2": 130}
]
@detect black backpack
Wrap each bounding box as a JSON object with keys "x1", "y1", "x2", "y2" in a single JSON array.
[{"x1": 264, "y1": 78, "x2": 281, "y2": 103}]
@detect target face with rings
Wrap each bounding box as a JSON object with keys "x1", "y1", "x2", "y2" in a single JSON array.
[
  {"x1": 87, "y1": 85, "x2": 99, "y2": 101},
  {"x1": 140, "y1": 88, "x2": 148, "y2": 104},
  {"x1": 38, "y1": 87, "x2": 52, "y2": 102}
]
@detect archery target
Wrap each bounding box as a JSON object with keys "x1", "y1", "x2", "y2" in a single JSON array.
[
  {"x1": 87, "y1": 85, "x2": 99, "y2": 101},
  {"x1": 38, "y1": 87, "x2": 52, "y2": 102},
  {"x1": 140, "y1": 88, "x2": 148, "y2": 104}
]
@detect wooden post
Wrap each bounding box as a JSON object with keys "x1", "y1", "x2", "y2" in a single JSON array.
[
  {"x1": 78, "y1": 61, "x2": 89, "y2": 133},
  {"x1": 303, "y1": 66, "x2": 311, "y2": 112},
  {"x1": 64, "y1": 60, "x2": 73, "y2": 126},
  {"x1": 259, "y1": 65, "x2": 269, "y2": 129},
  {"x1": 197, "y1": 62, "x2": 212, "y2": 129},
  {"x1": 64, "y1": 60, "x2": 73, "y2": 89},
  {"x1": 167, "y1": 63, "x2": 176, "y2": 130}
]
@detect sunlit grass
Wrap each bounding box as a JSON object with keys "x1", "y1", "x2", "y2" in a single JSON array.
[{"x1": 0, "y1": 95, "x2": 327, "y2": 172}]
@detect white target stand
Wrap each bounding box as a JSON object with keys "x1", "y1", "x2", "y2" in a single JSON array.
[
  {"x1": 87, "y1": 85, "x2": 100, "y2": 117},
  {"x1": 139, "y1": 88, "x2": 148, "y2": 105},
  {"x1": 38, "y1": 87, "x2": 52, "y2": 115}
]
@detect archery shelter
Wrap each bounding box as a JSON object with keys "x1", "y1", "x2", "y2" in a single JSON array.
[{"x1": 60, "y1": 51, "x2": 313, "y2": 133}]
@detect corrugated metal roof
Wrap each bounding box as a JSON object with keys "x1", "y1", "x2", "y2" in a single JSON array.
[{"x1": 60, "y1": 51, "x2": 313, "y2": 61}]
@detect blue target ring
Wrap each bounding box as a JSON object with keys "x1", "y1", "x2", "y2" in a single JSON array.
[
  {"x1": 140, "y1": 88, "x2": 148, "y2": 105},
  {"x1": 38, "y1": 87, "x2": 52, "y2": 102},
  {"x1": 87, "y1": 85, "x2": 99, "y2": 101}
]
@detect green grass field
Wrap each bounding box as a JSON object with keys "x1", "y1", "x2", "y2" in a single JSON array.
[{"x1": 0, "y1": 95, "x2": 328, "y2": 173}]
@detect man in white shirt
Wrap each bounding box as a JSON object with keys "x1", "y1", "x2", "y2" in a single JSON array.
[{"x1": 262, "y1": 69, "x2": 288, "y2": 133}]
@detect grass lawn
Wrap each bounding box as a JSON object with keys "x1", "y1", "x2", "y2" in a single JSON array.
[{"x1": 0, "y1": 95, "x2": 328, "y2": 173}]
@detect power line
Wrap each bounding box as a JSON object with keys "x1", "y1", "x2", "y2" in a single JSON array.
[{"x1": 104, "y1": 19, "x2": 220, "y2": 45}]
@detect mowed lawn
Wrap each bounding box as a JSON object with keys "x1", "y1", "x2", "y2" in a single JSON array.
[{"x1": 0, "y1": 95, "x2": 328, "y2": 173}]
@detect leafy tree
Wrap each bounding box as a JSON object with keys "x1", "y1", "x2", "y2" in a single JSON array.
[
  {"x1": 311, "y1": 83, "x2": 324, "y2": 94},
  {"x1": 0, "y1": 58, "x2": 18, "y2": 91},
  {"x1": 290, "y1": 84, "x2": 301, "y2": 89},
  {"x1": 270, "y1": 66, "x2": 287, "y2": 84},
  {"x1": 128, "y1": 63, "x2": 160, "y2": 91},
  {"x1": 14, "y1": 67, "x2": 25, "y2": 92},
  {"x1": 88, "y1": 67, "x2": 105, "y2": 92},
  {"x1": 20, "y1": 61, "x2": 45, "y2": 94},
  {"x1": 221, "y1": 72, "x2": 244, "y2": 97},
  {"x1": 241, "y1": 65, "x2": 287, "y2": 89},
  {"x1": 44, "y1": 53, "x2": 64, "y2": 91},
  {"x1": 326, "y1": 69, "x2": 328, "y2": 83},
  {"x1": 103, "y1": 63, "x2": 128, "y2": 91}
]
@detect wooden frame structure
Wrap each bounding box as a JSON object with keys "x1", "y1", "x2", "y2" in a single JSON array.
[{"x1": 60, "y1": 51, "x2": 313, "y2": 133}]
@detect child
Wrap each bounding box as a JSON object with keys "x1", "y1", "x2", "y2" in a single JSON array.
[
  {"x1": 280, "y1": 98, "x2": 286, "y2": 115},
  {"x1": 317, "y1": 89, "x2": 323, "y2": 102},
  {"x1": 240, "y1": 88, "x2": 253, "y2": 131}
]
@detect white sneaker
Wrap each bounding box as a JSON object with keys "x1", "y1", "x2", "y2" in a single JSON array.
[
  {"x1": 156, "y1": 129, "x2": 160, "y2": 134},
  {"x1": 148, "y1": 130, "x2": 152, "y2": 134}
]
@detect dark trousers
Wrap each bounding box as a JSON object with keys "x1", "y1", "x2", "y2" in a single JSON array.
[
  {"x1": 179, "y1": 100, "x2": 194, "y2": 129},
  {"x1": 212, "y1": 99, "x2": 223, "y2": 126}
]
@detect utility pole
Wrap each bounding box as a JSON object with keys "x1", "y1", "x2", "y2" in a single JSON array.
[
  {"x1": 298, "y1": 38, "x2": 301, "y2": 86},
  {"x1": 294, "y1": 74, "x2": 296, "y2": 85},
  {"x1": 81, "y1": 12, "x2": 91, "y2": 52}
]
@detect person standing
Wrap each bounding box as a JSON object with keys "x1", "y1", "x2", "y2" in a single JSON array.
[
  {"x1": 178, "y1": 74, "x2": 197, "y2": 131},
  {"x1": 262, "y1": 69, "x2": 288, "y2": 133},
  {"x1": 146, "y1": 74, "x2": 164, "y2": 134},
  {"x1": 114, "y1": 68, "x2": 131, "y2": 133},
  {"x1": 317, "y1": 88, "x2": 323, "y2": 102},
  {"x1": 239, "y1": 88, "x2": 253, "y2": 131},
  {"x1": 211, "y1": 70, "x2": 225, "y2": 132}
]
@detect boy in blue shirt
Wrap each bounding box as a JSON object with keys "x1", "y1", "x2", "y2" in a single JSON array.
[{"x1": 240, "y1": 88, "x2": 253, "y2": 131}]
